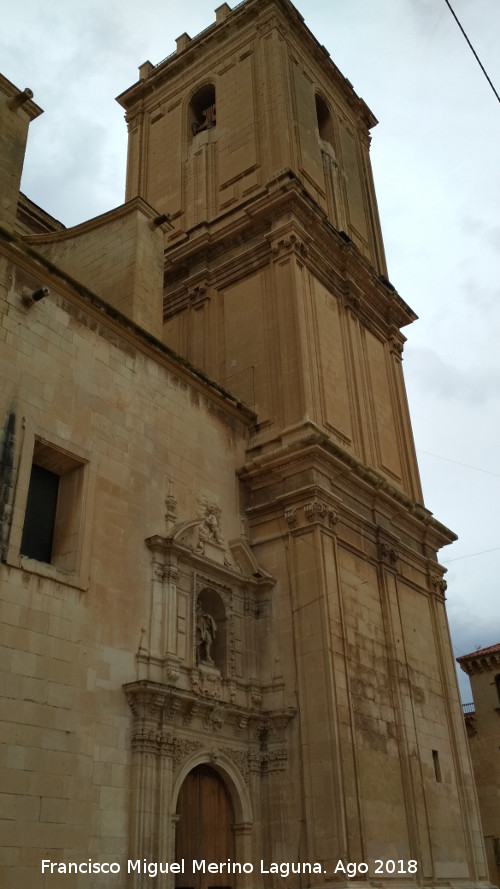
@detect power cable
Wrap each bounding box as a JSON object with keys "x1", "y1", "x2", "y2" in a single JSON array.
[
  {"x1": 443, "y1": 0, "x2": 500, "y2": 104},
  {"x1": 442, "y1": 546, "x2": 500, "y2": 563},
  {"x1": 417, "y1": 449, "x2": 500, "y2": 479}
]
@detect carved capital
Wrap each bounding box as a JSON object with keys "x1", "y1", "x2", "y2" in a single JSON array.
[
  {"x1": 124, "y1": 109, "x2": 143, "y2": 133},
  {"x1": 284, "y1": 507, "x2": 297, "y2": 526},
  {"x1": 270, "y1": 234, "x2": 308, "y2": 258},
  {"x1": 124, "y1": 683, "x2": 166, "y2": 721},
  {"x1": 188, "y1": 285, "x2": 209, "y2": 310},
  {"x1": 430, "y1": 575, "x2": 447, "y2": 596},
  {"x1": 263, "y1": 747, "x2": 288, "y2": 772},
  {"x1": 152, "y1": 560, "x2": 164, "y2": 582},
  {"x1": 164, "y1": 564, "x2": 179, "y2": 584},
  {"x1": 131, "y1": 727, "x2": 162, "y2": 754},
  {"x1": 378, "y1": 541, "x2": 399, "y2": 567},
  {"x1": 343, "y1": 282, "x2": 361, "y2": 313},
  {"x1": 248, "y1": 750, "x2": 264, "y2": 772},
  {"x1": 303, "y1": 500, "x2": 339, "y2": 526},
  {"x1": 390, "y1": 335, "x2": 404, "y2": 358}
]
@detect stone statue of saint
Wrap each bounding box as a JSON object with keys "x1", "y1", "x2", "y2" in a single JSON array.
[{"x1": 196, "y1": 602, "x2": 217, "y2": 664}]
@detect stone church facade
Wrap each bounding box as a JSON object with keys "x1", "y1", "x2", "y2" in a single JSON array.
[{"x1": 0, "y1": 1, "x2": 492, "y2": 888}]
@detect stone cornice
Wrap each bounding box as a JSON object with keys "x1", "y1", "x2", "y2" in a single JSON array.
[
  {"x1": 123, "y1": 678, "x2": 296, "y2": 745},
  {"x1": 457, "y1": 644, "x2": 500, "y2": 675},
  {"x1": 240, "y1": 431, "x2": 456, "y2": 552},
  {"x1": 163, "y1": 171, "x2": 416, "y2": 336},
  {"x1": 22, "y1": 196, "x2": 171, "y2": 246}
]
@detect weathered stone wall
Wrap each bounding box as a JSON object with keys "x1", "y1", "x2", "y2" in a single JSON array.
[
  {"x1": 22, "y1": 198, "x2": 167, "y2": 340},
  {"x1": 0, "y1": 236, "x2": 251, "y2": 889}
]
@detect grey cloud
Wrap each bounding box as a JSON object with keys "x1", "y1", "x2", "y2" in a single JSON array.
[{"x1": 406, "y1": 347, "x2": 500, "y2": 405}]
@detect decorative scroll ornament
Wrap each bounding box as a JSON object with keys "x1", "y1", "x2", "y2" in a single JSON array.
[
  {"x1": 430, "y1": 575, "x2": 447, "y2": 596},
  {"x1": 390, "y1": 336, "x2": 405, "y2": 357},
  {"x1": 167, "y1": 736, "x2": 203, "y2": 770}
]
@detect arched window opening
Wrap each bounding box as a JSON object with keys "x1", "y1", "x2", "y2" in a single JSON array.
[
  {"x1": 189, "y1": 84, "x2": 216, "y2": 136},
  {"x1": 315, "y1": 94, "x2": 334, "y2": 147},
  {"x1": 495, "y1": 673, "x2": 500, "y2": 705},
  {"x1": 195, "y1": 588, "x2": 227, "y2": 674}
]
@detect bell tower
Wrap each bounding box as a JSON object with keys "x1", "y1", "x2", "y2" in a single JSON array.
[
  {"x1": 117, "y1": 0, "x2": 421, "y2": 500},
  {"x1": 119, "y1": 0, "x2": 385, "y2": 267},
  {"x1": 117, "y1": 2, "x2": 490, "y2": 886}
]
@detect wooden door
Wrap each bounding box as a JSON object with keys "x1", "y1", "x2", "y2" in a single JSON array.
[{"x1": 175, "y1": 765, "x2": 235, "y2": 889}]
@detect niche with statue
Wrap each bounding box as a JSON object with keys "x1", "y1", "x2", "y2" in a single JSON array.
[{"x1": 194, "y1": 588, "x2": 227, "y2": 675}]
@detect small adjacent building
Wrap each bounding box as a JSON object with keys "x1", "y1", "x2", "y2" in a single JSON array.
[{"x1": 458, "y1": 643, "x2": 500, "y2": 889}]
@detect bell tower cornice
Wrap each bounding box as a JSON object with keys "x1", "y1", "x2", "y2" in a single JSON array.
[{"x1": 162, "y1": 173, "x2": 416, "y2": 340}]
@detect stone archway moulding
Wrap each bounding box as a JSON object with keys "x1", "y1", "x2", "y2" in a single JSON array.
[{"x1": 172, "y1": 748, "x2": 254, "y2": 825}]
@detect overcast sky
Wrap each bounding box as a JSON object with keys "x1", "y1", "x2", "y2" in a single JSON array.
[{"x1": 2, "y1": 0, "x2": 499, "y2": 700}]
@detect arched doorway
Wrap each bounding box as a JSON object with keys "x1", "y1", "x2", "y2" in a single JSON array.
[{"x1": 175, "y1": 764, "x2": 235, "y2": 889}]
